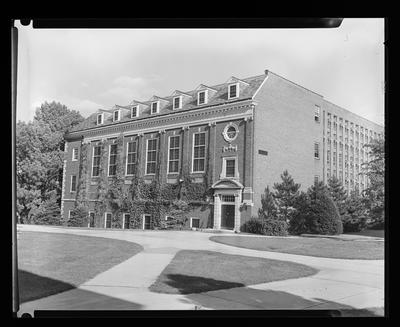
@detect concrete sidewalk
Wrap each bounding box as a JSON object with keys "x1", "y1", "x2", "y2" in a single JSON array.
[{"x1": 17, "y1": 224, "x2": 384, "y2": 315}]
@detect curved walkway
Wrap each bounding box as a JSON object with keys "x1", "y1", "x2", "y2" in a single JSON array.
[{"x1": 17, "y1": 225, "x2": 384, "y2": 315}]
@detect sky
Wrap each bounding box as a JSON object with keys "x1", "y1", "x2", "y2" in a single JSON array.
[{"x1": 15, "y1": 19, "x2": 385, "y2": 126}]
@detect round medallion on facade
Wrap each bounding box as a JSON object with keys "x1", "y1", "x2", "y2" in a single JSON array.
[{"x1": 222, "y1": 122, "x2": 239, "y2": 143}]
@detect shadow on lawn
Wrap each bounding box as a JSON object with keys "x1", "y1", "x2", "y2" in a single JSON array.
[
  {"x1": 186, "y1": 287, "x2": 384, "y2": 316},
  {"x1": 159, "y1": 274, "x2": 245, "y2": 294},
  {"x1": 18, "y1": 270, "x2": 143, "y2": 313}
]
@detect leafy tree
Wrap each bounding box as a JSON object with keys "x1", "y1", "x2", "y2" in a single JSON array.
[
  {"x1": 289, "y1": 191, "x2": 311, "y2": 235},
  {"x1": 67, "y1": 205, "x2": 89, "y2": 227},
  {"x1": 342, "y1": 191, "x2": 368, "y2": 232},
  {"x1": 361, "y1": 136, "x2": 385, "y2": 226},
  {"x1": 30, "y1": 191, "x2": 61, "y2": 225},
  {"x1": 16, "y1": 101, "x2": 84, "y2": 223},
  {"x1": 327, "y1": 176, "x2": 348, "y2": 217},
  {"x1": 258, "y1": 186, "x2": 278, "y2": 220},
  {"x1": 273, "y1": 170, "x2": 301, "y2": 222}
]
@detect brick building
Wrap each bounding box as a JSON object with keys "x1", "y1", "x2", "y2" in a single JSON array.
[{"x1": 62, "y1": 70, "x2": 384, "y2": 231}]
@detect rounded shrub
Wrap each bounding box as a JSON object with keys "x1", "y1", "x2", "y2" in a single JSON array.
[
  {"x1": 244, "y1": 217, "x2": 288, "y2": 236},
  {"x1": 308, "y1": 192, "x2": 343, "y2": 235}
]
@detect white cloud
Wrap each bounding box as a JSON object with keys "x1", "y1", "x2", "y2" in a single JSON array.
[{"x1": 74, "y1": 99, "x2": 104, "y2": 117}]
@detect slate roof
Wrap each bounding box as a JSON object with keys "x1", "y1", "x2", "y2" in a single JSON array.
[{"x1": 69, "y1": 73, "x2": 267, "y2": 133}]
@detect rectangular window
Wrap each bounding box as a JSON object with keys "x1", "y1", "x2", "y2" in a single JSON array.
[
  {"x1": 168, "y1": 136, "x2": 180, "y2": 174},
  {"x1": 151, "y1": 102, "x2": 159, "y2": 114},
  {"x1": 68, "y1": 210, "x2": 72, "y2": 219},
  {"x1": 113, "y1": 110, "x2": 120, "y2": 122},
  {"x1": 314, "y1": 142, "x2": 320, "y2": 159},
  {"x1": 191, "y1": 217, "x2": 200, "y2": 228},
  {"x1": 131, "y1": 106, "x2": 138, "y2": 118},
  {"x1": 193, "y1": 132, "x2": 206, "y2": 172},
  {"x1": 314, "y1": 105, "x2": 320, "y2": 122},
  {"x1": 225, "y1": 159, "x2": 236, "y2": 178},
  {"x1": 126, "y1": 141, "x2": 137, "y2": 175},
  {"x1": 222, "y1": 195, "x2": 235, "y2": 202},
  {"x1": 105, "y1": 213, "x2": 112, "y2": 228},
  {"x1": 173, "y1": 96, "x2": 181, "y2": 110},
  {"x1": 314, "y1": 175, "x2": 319, "y2": 184},
  {"x1": 72, "y1": 148, "x2": 78, "y2": 161},
  {"x1": 70, "y1": 175, "x2": 77, "y2": 192},
  {"x1": 108, "y1": 144, "x2": 118, "y2": 176},
  {"x1": 88, "y1": 212, "x2": 95, "y2": 228},
  {"x1": 97, "y1": 114, "x2": 103, "y2": 125},
  {"x1": 198, "y1": 91, "x2": 207, "y2": 105},
  {"x1": 146, "y1": 138, "x2": 158, "y2": 175},
  {"x1": 228, "y1": 84, "x2": 238, "y2": 99},
  {"x1": 92, "y1": 145, "x2": 101, "y2": 177},
  {"x1": 123, "y1": 213, "x2": 130, "y2": 229}
]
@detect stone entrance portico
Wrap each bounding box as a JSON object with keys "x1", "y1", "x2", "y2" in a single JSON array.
[{"x1": 212, "y1": 179, "x2": 243, "y2": 232}]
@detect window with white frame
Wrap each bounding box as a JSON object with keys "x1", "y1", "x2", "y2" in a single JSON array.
[
  {"x1": 68, "y1": 210, "x2": 72, "y2": 219},
  {"x1": 72, "y1": 148, "x2": 78, "y2": 161},
  {"x1": 113, "y1": 110, "x2": 120, "y2": 122},
  {"x1": 173, "y1": 96, "x2": 182, "y2": 110},
  {"x1": 314, "y1": 105, "x2": 320, "y2": 122},
  {"x1": 126, "y1": 141, "x2": 137, "y2": 175},
  {"x1": 108, "y1": 143, "x2": 118, "y2": 176},
  {"x1": 70, "y1": 175, "x2": 77, "y2": 192},
  {"x1": 192, "y1": 132, "x2": 206, "y2": 172},
  {"x1": 88, "y1": 212, "x2": 95, "y2": 228},
  {"x1": 92, "y1": 145, "x2": 101, "y2": 177},
  {"x1": 222, "y1": 157, "x2": 237, "y2": 178},
  {"x1": 190, "y1": 217, "x2": 200, "y2": 228},
  {"x1": 131, "y1": 106, "x2": 138, "y2": 118},
  {"x1": 151, "y1": 101, "x2": 159, "y2": 114},
  {"x1": 197, "y1": 90, "x2": 207, "y2": 105},
  {"x1": 105, "y1": 213, "x2": 112, "y2": 228},
  {"x1": 97, "y1": 113, "x2": 104, "y2": 125},
  {"x1": 314, "y1": 142, "x2": 320, "y2": 159},
  {"x1": 123, "y1": 213, "x2": 130, "y2": 229},
  {"x1": 168, "y1": 135, "x2": 180, "y2": 174},
  {"x1": 146, "y1": 139, "x2": 158, "y2": 175},
  {"x1": 228, "y1": 83, "x2": 238, "y2": 99}
]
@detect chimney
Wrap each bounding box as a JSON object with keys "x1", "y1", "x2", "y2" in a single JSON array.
[{"x1": 264, "y1": 69, "x2": 269, "y2": 75}]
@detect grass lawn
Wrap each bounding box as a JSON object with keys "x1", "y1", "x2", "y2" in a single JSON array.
[
  {"x1": 345, "y1": 229, "x2": 384, "y2": 238},
  {"x1": 149, "y1": 250, "x2": 318, "y2": 294},
  {"x1": 18, "y1": 231, "x2": 143, "y2": 303},
  {"x1": 210, "y1": 235, "x2": 383, "y2": 260}
]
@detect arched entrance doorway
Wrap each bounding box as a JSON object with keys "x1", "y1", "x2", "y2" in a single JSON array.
[{"x1": 211, "y1": 179, "x2": 243, "y2": 232}]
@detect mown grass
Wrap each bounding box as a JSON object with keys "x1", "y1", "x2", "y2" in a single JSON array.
[
  {"x1": 18, "y1": 231, "x2": 143, "y2": 303},
  {"x1": 149, "y1": 250, "x2": 318, "y2": 294},
  {"x1": 210, "y1": 235, "x2": 384, "y2": 259}
]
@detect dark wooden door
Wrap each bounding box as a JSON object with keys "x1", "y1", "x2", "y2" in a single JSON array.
[{"x1": 221, "y1": 205, "x2": 235, "y2": 229}]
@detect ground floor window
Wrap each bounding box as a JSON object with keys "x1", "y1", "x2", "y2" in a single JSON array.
[
  {"x1": 190, "y1": 217, "x2": 200, "y2": 228},
  {"x1": 105, "y1": 213, "x2": 112, "y2": 228},
  {"x1": 123, "y1": 213, "x2": 130, "y2": 229},
  {"x1": 143, "y1": 214, "x2": 151, "y2": 230},
  {"x1": 88, "y1": 212, "x2": 95, "y2": 228}
]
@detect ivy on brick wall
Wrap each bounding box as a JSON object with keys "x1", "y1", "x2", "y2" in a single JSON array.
[{"x1": 94, "y1": 140, "x2": 107, "y2": 221}]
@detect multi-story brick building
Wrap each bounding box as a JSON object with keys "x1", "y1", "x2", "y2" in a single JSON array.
[{"x1": 62, "y1": 69, "x2": 384, "y2": 232}]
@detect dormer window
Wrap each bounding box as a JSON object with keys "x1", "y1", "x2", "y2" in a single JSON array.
[
  {"x1": 228, "y1": 83, "x2": 239, "y2": 99},
  {"x1": 173, "y1": 96, "x2": 182, "y2": 110},
  {"x1": 97, "y1": 113, "x2": 104, "y2": 125},
  {"x1": 113, "y1": 110, "x2": 120, "y2": 122},
  {"x1": 131, "y1": 106, "x2": 138, "y2": 118},
  {"x1": 198, "y1": 90, "x2": 207, "y2": 105},
  {"x1": 151, "y1": 101, "x2": 159, "y2": 114}
]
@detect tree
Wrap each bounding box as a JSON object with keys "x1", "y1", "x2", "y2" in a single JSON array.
[
  {"x1": 16, "y1": 101, "x2": 84, "y2": 223},
  {"x1": 273, "y1": 170, "x2": 301, "y2": 222},
  {"x1": 289, "y1": 191, "x2": 311, "y2": 235},
  {"x1": 306, "y1": 182, "x2": 343, "y2": 235},
  {"x1": 342, "y1": 191, "x2": 368, "y2": 232},
  {"x1": 327, "y1": 176, "x2": 348, "y2": 217},
  {"x1": 30, "y1": 191, "x2": 62, "y2": 225},
  {"x1": 362, "y1": 136, "x2": 385, "y2": 226},
  {"x1": 258, "y1": 186, "x2": 278, "y2": 220}
]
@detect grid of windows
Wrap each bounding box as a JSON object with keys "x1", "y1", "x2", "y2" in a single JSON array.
[
  {"x1": 92, "y1": 145, "x2": 101, "y2": 177},
  {"x1": 108, "y1": 144, "x2": 118, "y2": 176},
  {"x1": 314, "y1": 143, "x2": 320, "y2": 159},
  {"x1": 173, "y1": 96, "x2": 181, "y2": 109},
  {"x1": 168, "y1": 136, "x2": 180, "y2": 174},
  {"x1": 126, "y1": 141, "x2": 137, "y2": 175},
  {"x1": 193, "y1": 132, "x2": 206, "y2": 172},
  {"x1": 151, "y1": 102, "x2": 159, "y2": 114},
  {"x1": 146, "y1": 139, "x2": 158, "y2": 174},
  {"x1": 198, "y1": 91, "x2": 206, "y2": 105},
  {"x1": 131, "y1": 106, "x2": 138, "y2": 118}
]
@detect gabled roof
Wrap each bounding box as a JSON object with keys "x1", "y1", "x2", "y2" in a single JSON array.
[
  {"x1": 225, "y1": 76, "x2": 250, "y2": 86},
  {"x1": 148, "y1": 95, "x2": 170, "y2": 102},
  {"x1": 195, "y1": 84, "x2": 218, "y2": 92},
  {"x1": 171, "y1": 90, "x2": 192, "y2": 97},
  {"x1": 130, "y1": 100, "x2": 149, "y2": 106}
]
